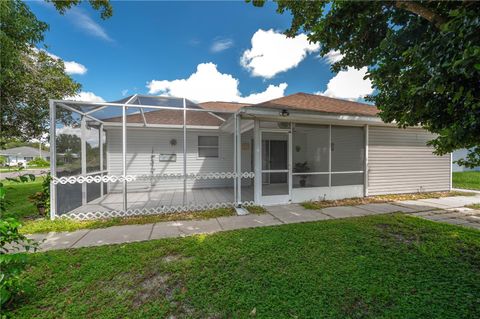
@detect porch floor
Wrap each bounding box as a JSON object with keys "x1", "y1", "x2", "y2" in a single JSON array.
[{"x1": 71, "y1": 187, "x2": 254, "y2": 214}]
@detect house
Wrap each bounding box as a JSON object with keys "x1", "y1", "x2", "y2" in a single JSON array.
[
  {"x1": 49, "y1": 93, "x2": 451, "y2": 219},
  {"x1": 0, "y1": 146, "x2": 49, "y2": 166}
]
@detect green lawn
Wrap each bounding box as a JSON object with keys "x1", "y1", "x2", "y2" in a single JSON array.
[
  {"x1": 2, "y1": 177, "x2": 44, "y2": 219},
  {"x1": 453, "y1": 171, "x2": 480, "y2": 190},
  {"x1": 7, "y1": 214, "x2": 480, "y2": 318}
]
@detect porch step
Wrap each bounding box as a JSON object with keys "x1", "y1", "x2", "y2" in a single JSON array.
[{"x1": 235, "y1": 207, "x2": 250, "y2": 216}]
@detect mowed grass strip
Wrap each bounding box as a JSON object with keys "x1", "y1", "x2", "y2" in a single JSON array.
[
  {"x1": 20, "y1": 206, "x2": 267, "y2": 234},
  {"x1": 8, "y1": 214, "x2": 480, "y2": 318},
  {"x1": 453, "y1": 171, "x2": 480, "y2": 190}
]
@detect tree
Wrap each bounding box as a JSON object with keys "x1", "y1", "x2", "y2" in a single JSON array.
[
  {"x1": 0, "y1": 0, "x2": 112, "y2": 146},
  {"x1": 56, "y1": 133, "x2": 81, "y2": 155},
  {"x1": 250, "y1": 1, "x2": 480, "y2": 167}
]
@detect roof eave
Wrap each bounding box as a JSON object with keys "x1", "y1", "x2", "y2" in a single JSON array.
[{"x1": 239, "y1": 106, "x2": 390, "y2": 126}]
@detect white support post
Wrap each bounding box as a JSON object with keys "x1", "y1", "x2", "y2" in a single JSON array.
[
  {"x1": 81, "y1": 115, "x2": 87, "y2": 205},
  {"x1": 449, "y1": 152, "x2": 453, "y2": 191},
  {"x1": 235, "y1": 114, "x2": 242, "y2": 205},
  {"x1": 328, "y1": 125, "x2": 332, "y2": 187},
  {"x1": 183, "y1": 98, "x2": 187, "y2": 206},
  {"x1": 364, "y1": 125, "x2": 369, "y2": 197},
  {"x1": 140, "y1": 107, "x2": 147, "y2": 127},
  {"x1": 253, "y1": 120, "x2": 261, "y2": 204},
  {"x1": 99, "y1": 123, "x2": 104, "y2": 197},
  {"x1": 288, "y1": 125, "x2": 292, "y2": 202},
  {"x1": 49, "y1": 100, "x2": 56, "y2": 220},
  {"x1": 122, "y1": 105, "x2": 127, "y2": 211},
  {"x1": 233, "y1": 114, "x2": 237, "y2": 205}
]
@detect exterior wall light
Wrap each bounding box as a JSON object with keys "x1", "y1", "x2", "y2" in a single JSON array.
[{"x1": 280, "y1": 109, "x2": 290, "y2": 117}]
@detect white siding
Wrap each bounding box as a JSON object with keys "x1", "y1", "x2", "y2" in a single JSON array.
[
  {"x1": 107, "y1": 127, "x2": 234, "y2": 192},
  {"x1": 368, "y1": 126, "x2": 450, "y2": 195}
]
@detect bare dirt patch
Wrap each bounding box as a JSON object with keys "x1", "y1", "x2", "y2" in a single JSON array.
[
  {"x1": 133, "y1": 273, "x2": 173, "y2": 307},
  {"x1": 162, "y1": 254, "x2": 187, "y2": 263},
  {"x1": 376, "y1": 224, "x2": 420, "y2": 245}
]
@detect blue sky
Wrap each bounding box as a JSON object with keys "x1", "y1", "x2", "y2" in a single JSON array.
[{"x1": 29, "y1": 1, "x2": 372, "y2": 104}]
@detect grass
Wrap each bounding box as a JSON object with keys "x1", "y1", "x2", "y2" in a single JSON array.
[
  {"x1": 453, "y1": 171, "x2": 480, "y2": 190},
  {"x1": 7, "y1": 214, "x2": 480, "y2": 318},
  {"x1": 466, "y1": 203, "x2": 480, "y2": 210},
  {"x1": 20, "y1": 205, "x2": 267, "y2": 234},
  {"x1": 2, "y1": 177, "x2": 44, "y2": 219},
  {"x1": 302, "y1": 191, "x2": 475, "y2": 210}
]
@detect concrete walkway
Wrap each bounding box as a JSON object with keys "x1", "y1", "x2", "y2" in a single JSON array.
[{"x1": 28, "y1": 195, "x2": 480, "y2": 252}]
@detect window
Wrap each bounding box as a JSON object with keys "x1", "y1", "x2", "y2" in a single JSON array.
[{"x1": 198, "y1": 136, "x2": 219, "y2": 158}]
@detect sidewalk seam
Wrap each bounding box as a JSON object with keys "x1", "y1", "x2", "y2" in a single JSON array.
[
  {"x1": 69, "y1": 229, "x2": 91, "y2": 248},
  {"x1": 264, "y1": 210, "x2": 286, "y2": 224},
  {"x1": 215, "y1": 218, "x2": 224, "y2": 231},
  {"x1": 147, "y1": 223, "x2": 155, "y2": 240},
  {"x1": 354, "y1": 205, "x2": 381, "y2": 214}
]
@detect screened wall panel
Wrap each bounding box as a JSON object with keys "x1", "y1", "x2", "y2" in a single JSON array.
[
  {"x1": 331, "y1": 173, "x2": 364, "y2": 186},
  {"x1": 331, "y1": 126, "x2": 365, "y2": 172}
]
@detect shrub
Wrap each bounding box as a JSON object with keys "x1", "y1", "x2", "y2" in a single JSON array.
[
  {"x1": 27, "y1": 157, "x2": 49, "y2": 167},
  {"x1": 0, "y1": 218, "x2": 38, "y2": 308},
  {"x1": 27, "y1": 174, "x2": 50, "y2": 217},
  {"x1": 0, "y1": 182, "x2": 39, "y2": 307}
]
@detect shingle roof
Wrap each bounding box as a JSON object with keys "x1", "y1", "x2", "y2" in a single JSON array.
[
  {"x1": 104, "y1": 109, "x2": 223, "y2": 126},
  {"x1": 102, "y1": 93, "x2": 379, "y2": 126},
  {"x1": 251, "y1": 93, "x2": 379, "y2": 117},
  {"x1": 0, "y1": 146, "x2": 43, "y2": 157},
  {"x1": 199, "y1": 101, "x2": 251, "y2": 112}
]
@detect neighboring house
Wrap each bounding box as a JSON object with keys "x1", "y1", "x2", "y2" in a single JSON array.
[
  {"x1": 0, "y1": 146, "x2": 49, "y2": 166},
  {"x1": 50, "y1": 93, "x2": 451, "y2": 219},
  {"x1": 452, "y1": 149, "x2": 480, "y2": 172}
]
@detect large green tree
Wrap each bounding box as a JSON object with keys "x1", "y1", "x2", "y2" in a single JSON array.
[
  {"x1": 0, "y1": 0, "x2": 112, "y2": 146},
  {"x1": 251, "y1": 1, "x2": 480, "y2": 167}
]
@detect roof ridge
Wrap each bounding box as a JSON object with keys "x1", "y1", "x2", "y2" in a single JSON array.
[{"x1": 199, "y1": 101, "x2": 252, "y2": 105}]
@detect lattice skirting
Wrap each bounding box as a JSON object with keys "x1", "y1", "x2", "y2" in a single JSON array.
[
  {"x1": 52, "y1": 172, "x2": 255, "y2": 185},
  {"x1": 59, "y1": 201, "x2": 257, "y2": 220}
]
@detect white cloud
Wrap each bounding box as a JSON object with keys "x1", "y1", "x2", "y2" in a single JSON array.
[
  {"x1": 241, "y1": 29, "x2": 319, "y2": 79},
  {"x1": 121, "y1": 89, "x2": 129, "y2": 96},
  {"x1": 238, "y1": 84, "x2": 288, "y2": 104},
  {"x1": 68, "y1": 91, "x2": 106, "y2": 103},
  {"x1": 323, "y1": 50, "x2": 344, "y2": 64},
  {"x1": 68, "y1": 8, "x2": 113, "y2": 42},
  {"x1": 318, "y1": 67, "x2": 373, "y2": 101},
  {"x1": 211, "y1": 38, "x2": 234, "y2": 53},
  {"x1": 147, "y1": 62, "x2": 287, "y2": 103},
  {"x1": 35, "y1": 49, "x2": 88, "y2": 75},
  {"x1": 63, "y1": 61, "x2": 87, "y2": 75}
]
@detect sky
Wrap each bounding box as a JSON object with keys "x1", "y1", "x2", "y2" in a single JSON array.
[{"x1": 28, "y1": 0, "x2": 373, "y2": 104}]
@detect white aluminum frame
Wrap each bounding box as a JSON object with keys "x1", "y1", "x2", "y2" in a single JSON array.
[
  {"x1": 49, "y1": 96, "x2": 243, "y2": 220},
  {"x1": 259, "y1": 128, "x2": 292, "y2": 205},
  {"x1": 253, "y1": 121, "x2": 367, "y2": 205}
]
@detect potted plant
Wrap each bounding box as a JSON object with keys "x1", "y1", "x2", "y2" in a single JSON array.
[
  {"x1": 294, "y1": 162, "x2": 310, "y2": 187},
  {"x1": 28, "y1": 191, "x2": 48, "y2": 216}
]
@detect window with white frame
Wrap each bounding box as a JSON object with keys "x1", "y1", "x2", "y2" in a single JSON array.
[{"x1": 198, "y1": 136, "x2": 219, "y2": 158}]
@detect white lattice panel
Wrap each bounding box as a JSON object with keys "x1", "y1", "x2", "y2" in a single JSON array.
[
  {"x1": 52, "y1": 172, "x2": 255, "y2": 184},
  {"x1": 60, "y1": 201, "x2": 256, "y2": 220}
]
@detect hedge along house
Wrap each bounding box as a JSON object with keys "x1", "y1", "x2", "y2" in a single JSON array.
[{"x1": 49, "y1": 93, "x2": 452, "y2": 220}]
